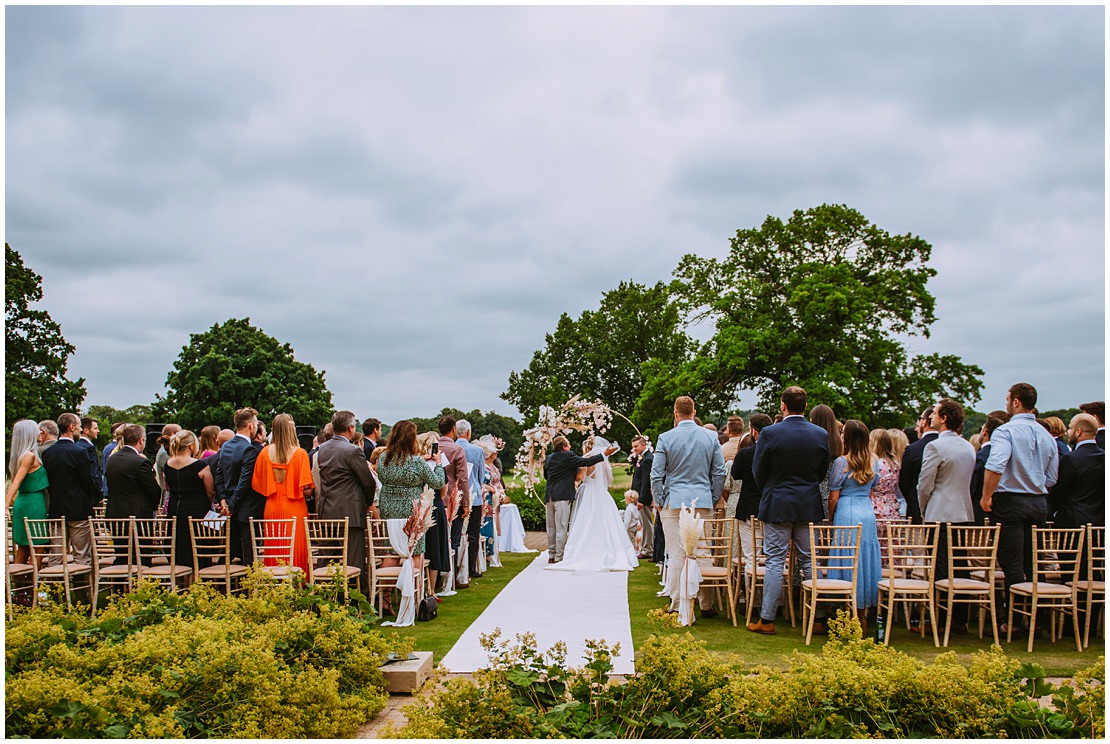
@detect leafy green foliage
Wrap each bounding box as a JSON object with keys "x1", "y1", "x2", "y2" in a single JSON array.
[
  {"x1": 503, "y1": 280, "x2": 691, "y2": 445},
  {"x1": 406, "y1": 407, "x2": 524, "y2": 469},
  {"x1": 84, "y1": 404, "x2": 154, "y2": 446},
  {"x1": 637, "y1": 205, "x2": 984, "y2": 430},
  {"x1": 151, "y1": 317, "x2": 334, "y2": 431},
  {"x1": 5, "y1": 576, "x2": 405, "y2": 738},
  {"x1": 5, "y1": 244, "x2": 87, "y2": 424},
  {"x1": 384, "y1": 612, "x2": 1105, "y2": 739}
]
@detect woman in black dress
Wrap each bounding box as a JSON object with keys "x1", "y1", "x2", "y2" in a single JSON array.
[
  {"x1": 163, "y1": 430, "x2": 216, "y2": 567},
  {"x1": 417, "y1": 431, "x2": 451, "y2": 598}
]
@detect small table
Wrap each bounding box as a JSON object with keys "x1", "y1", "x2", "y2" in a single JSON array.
[{"x1": 498, "y1": 503, "x2": 533, "y2": 552}]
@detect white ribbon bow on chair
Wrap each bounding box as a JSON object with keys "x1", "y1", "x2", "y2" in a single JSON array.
[{"x1": 380, "y1": 518, "x2": 417, "y2": 627}]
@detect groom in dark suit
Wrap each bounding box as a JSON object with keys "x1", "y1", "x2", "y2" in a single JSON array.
[
  {"x1": 630, "y1": 435, "x2": 655, "y2": 559},
  {"x1": 543, "y1": 435, "x2": 619, "y2": 563}
]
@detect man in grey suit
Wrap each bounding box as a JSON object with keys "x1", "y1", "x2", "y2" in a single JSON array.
[
  {"x1": 316, "y1": 410, "x2": 377, "y2": 594},
  {"x1": 918, "y1": 397, "x2": 977, "y2": 630},
  {"x1": 650, "y1": 396, "x2": 727, "y2": 618}
]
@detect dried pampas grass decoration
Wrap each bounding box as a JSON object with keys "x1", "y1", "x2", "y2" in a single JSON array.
[{"x1": 678, "y1": 504, "x2": 702, "y2": 555}]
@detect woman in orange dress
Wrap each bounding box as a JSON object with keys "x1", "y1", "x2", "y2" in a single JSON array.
[{"x1": 251, "y1": 413, "x2": 314, "y2": 575}]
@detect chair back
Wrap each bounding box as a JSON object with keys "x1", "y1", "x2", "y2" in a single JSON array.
[
  {"x1": 132, "y1": 518, "x2": 177, "y2": 565},
  {"x1": 306, "y1": 519, "x2": 349, "y2": 572},
  {"x1": 1032, "y1": 526, "x2": 1084, "y2": 587},
  {"x1": 24, "y1": 518, "x2": 69, "y2": 569},
  {"x1": 367, "y1": 518, "x2": 398, "y2": 563},
  {"x1": 698, "y1": 518, "x2": 734, "y2": 566},
  {"x1": 1086, "y1": 525, "x2": 1106, "y2": 580},
  {"x1": 93, "y1": 505, "x2": 107, "y2": 520},
  {"x1": 746, "y1": 517, "x2": 764, "y2": 571},
  {"x1": 249, "y1": 518, "x2": 297, "y2": 567},
  {"x1": 809, "y1": 523, "x2": 861, "y2": 578},
  {"x1": 884, "y1": 523, "x2": 939, "y2": 581},
  {"x1": 90, "y1": 518, "x2": 134, "y2": 570},
  {"x1": 189, "y1": 516, "x2": 234, "y2": 569},
  {"x1": 947, "y1": 525, "x2": 999, "y2": 576}
]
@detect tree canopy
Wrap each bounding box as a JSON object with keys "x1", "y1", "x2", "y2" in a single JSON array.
[
  {"x1": 636, "y1": 204, "x2": 983, "y2": 430},
  {"x1": 5, "y1": 244, "x2": 87, "y2": 424},
  {"x1": 151, "y1": 318, "x2": 334, "y2": 432},
  {"x1": 502, "y1": 280, "x2": 690, "y2": 446},
  {"x1": 407, "y1": 407, "x2": 524, "y2": 466}
]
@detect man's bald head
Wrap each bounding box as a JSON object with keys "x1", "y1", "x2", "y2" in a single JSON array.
[{"x1": 1068, "y1": 413, "x2": 1100, "y2": 446}]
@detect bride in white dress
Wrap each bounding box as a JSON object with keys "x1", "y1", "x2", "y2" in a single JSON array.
[{"x1": 547, "y1": 436, "x2": 639, "y2": 573}]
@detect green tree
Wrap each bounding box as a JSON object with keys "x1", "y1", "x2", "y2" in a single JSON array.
[
  {"x1": 151, "y1": 318, "x2": 334, "y2": 431},
  {"x1": 84, "y1": 404, "x2": 154, "y2": 447},
  {"x1": 641, "y1": 205, "x2": 983, "y2": 429},
  {"x1": 5, "y1": 244, "x2": 87, "y2": 424},
  {"x1": 502, "y1": 280, "x2": 690, "y2": 445},
  {"x1": 408, "y1": 407, "x2": 524, "y2": 468}
]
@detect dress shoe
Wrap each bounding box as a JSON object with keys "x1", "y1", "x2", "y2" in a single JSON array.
[
  {"x1": 471, "y1": 572, "x2": 483, "y2": 579},
  {"x1": 700, "y1": 608, "x2": 719, "y2": 619},
  {"x1": 811, "y1": 621, "x2": 827, "y2": 635},
  {"x1": 747, "y1": 619, "x2": 776, "y2": 635},
  {"x1": 456, "y1": 582, "x2": 470, "y2": 589},
  {"x1": 548, "y1": 557, "x2": 556, "y2": 564}
]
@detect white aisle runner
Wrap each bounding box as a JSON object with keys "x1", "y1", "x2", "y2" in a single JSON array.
[{"x1": 440, "y1": 551, "x2": 636, "y2": 674}]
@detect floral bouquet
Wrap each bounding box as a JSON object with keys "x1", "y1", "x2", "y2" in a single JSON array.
[
  {"x1": 514, "y1": 394, "x2": 615, "y2": 497},
  {"x1": 403, "y1": 490, "x2": 436, "y2": 555}
]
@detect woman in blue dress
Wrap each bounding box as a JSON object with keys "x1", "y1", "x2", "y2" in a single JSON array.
[{"x1": 828, "y1": 419, "x2": 882, "y2": 631}]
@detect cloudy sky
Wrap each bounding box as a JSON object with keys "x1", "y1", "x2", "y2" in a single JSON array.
[{"x1": 6, "y1": 5, "x2": 1104, "y2": 425}]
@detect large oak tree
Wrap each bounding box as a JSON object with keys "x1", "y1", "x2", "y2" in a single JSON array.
[
  {"x1": 152, "y1": 318, "x2": 334, "y2": 431},
  {"x1": 636, "y1": 204, "x2": 983, "y2": 431}
]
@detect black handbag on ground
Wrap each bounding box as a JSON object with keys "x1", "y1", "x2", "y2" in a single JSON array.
[{"x1": 417, "y1": 595, "x2": 438, "y2": 621}]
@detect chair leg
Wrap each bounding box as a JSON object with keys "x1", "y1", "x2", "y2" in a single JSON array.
[
  {"x1": 1071, "y1": 603, "x2": 1083, "y2": 652},
  {"x1": 1027, "y1": 598, "x2": 1037, "y2": 653},
  {"x1": 1083, "y1": 592, "x2": 1092, "y2": 649},
  {"x1": 927, "y1": 597, "x2": 939, "y2": 648},
  {"x1": 943, "y1": 600, "x2": 953, "y2": 647},
  {"x1": 804, "y1": 594, "x2": 815, "y2": 646}
]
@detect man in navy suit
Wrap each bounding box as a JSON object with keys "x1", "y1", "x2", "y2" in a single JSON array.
[
  {"x1": 1050, "y1": 413, "x2": 1105, "y2": 529},
  {"x1": 1079, "y1": 401, "x2": 1104, "y2": 449},
  {"x1": 900, "y1": 406, "x2": 939, "y2": 524},
  {"x1": 41, "y1": 412, "x2": 100, "y2": 565},
  {"x1": 215, "y1": 407, "x2": 266, "y2": 564},
  {"x1": 76, "y1": 416, "x2": 106, "y2": 501},
  {"x1": 748, "y1": 387, "x2": 829, "y2": 635}
]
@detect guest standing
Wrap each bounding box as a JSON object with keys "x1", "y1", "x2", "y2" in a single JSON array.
[
  {"x1": 316, "y1": 411, "x2": 377, "y2": 593},
  {"x1": 163, "y1": 429, "x2": 216, "y2": 567},
  {"x1": 416, "y1": 431, "x2": 450, "y2": 597},
  {"x1": 155, "y1": 424, "x2": 182, "y2": 515},
  {"x1": 749, "y1": 387, "x2": 829, "y2": 635},
  {"x1": 215, "y1": 409, "x2": 265, "y2": 564},
  {"x1": 6, "y1": 419, "x2": 50, "y2": 567},
  {"x1": 828, "y1": 420, "x2": 882, "y2": 625},
  {"x1": 900, "y1": 406, "x2": 939, "y2": 524},
  {"x1": 809, "y1": 404, "x2": 842, "y2": 520},
  {"x1": 1049, "y1": 413, "x2": 1104, "y2": 528},
  {"x1": 650, "y1": 396, "x2": 727, "y2": 619},
  {"x1": 41, "y1": 413, "x2": 100, "y2": 565},
  {"x1": 981, "y1": 383, "x2": 1059, "y2": 619},
  {"x1": 376, "y1": 421, "x2": 446, "y2": 561},
  {"x1": 455, "y1": 420, "x2": 487, "y2": 579},
  {"x1": 198, "y1": 426, "x2": 221, "y2": 459},
  {"x1": 251, "y1": 414, "x2": 313, "y2": 575},
  {"x1": 436, "y1": 417, "x2": 471, "y2": 586},
  {"x1": 104, "y1": 424, "x2": 162, "y2": 565},
  {"x1": 868, "y1": 429, "x2": 903, "y2": 566},
  {"x1": 731, "y1": 413, "x2": 773, "y2": 571}
]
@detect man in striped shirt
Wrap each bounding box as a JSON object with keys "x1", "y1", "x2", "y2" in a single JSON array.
[{"x1": 981, "y1": 382, "x2": 1059, "y2": 605}]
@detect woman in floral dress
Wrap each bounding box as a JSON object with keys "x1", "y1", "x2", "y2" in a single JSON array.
[
  {"x1": 869, "y1": 428, "x2": 904, "y2": 568},
  {"x1": 376, "y1": 421, "x2": 446, "y2": 558}
]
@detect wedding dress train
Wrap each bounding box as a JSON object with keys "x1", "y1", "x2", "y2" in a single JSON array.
[{"x1": 547, "y1": 438, "x2": 638, "y2": 573}]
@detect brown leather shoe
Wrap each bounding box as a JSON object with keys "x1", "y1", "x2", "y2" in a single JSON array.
[
  {"x1": 456, "y1": 582, "x2": 470, "y2": 589},
  {"x1": 811, "y1": 621, "x2": 827, "y2": 635},
  {"x1": 747, "y1": 619, "x2": 776, "y2": 634}
]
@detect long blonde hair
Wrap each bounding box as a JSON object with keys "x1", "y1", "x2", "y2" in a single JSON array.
[
  {"x1": 886, "y1": 428, "x2": 909, "y2": 463},
  {"x1": 842, "y1": 420, "x2": 874, "y2": 484},
  {"x1": 270, "y1": 414, "x2": 298, "y2": 464}
]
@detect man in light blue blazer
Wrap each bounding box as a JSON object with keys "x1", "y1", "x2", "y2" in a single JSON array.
[{"x1": 651, "y1": 396, "x2": 727, "y2": 617}]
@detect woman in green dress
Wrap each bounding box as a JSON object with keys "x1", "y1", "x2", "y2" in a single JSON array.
[
  {"x1": 6, "y1": 419, "x2": 50, "y2": 566},
  {"x1": 376, "y1": 420, "x2": 446, "y2": 558}
]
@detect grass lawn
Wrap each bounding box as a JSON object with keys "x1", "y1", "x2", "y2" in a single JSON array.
[
  {"x1": 626, "y1": 559, "x2": 1104, "y2": 677},
  {"x1": 376, "y1": 551, "x2": 536, "y2": 666}
]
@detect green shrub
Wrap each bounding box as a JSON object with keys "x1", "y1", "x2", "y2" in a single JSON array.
[
  {"x1": 384, "y1": 611, "x2": 1106, "y2": 739},
  {"x1": 6, "y1": 574, "x2": 409, "y2": 738}
]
